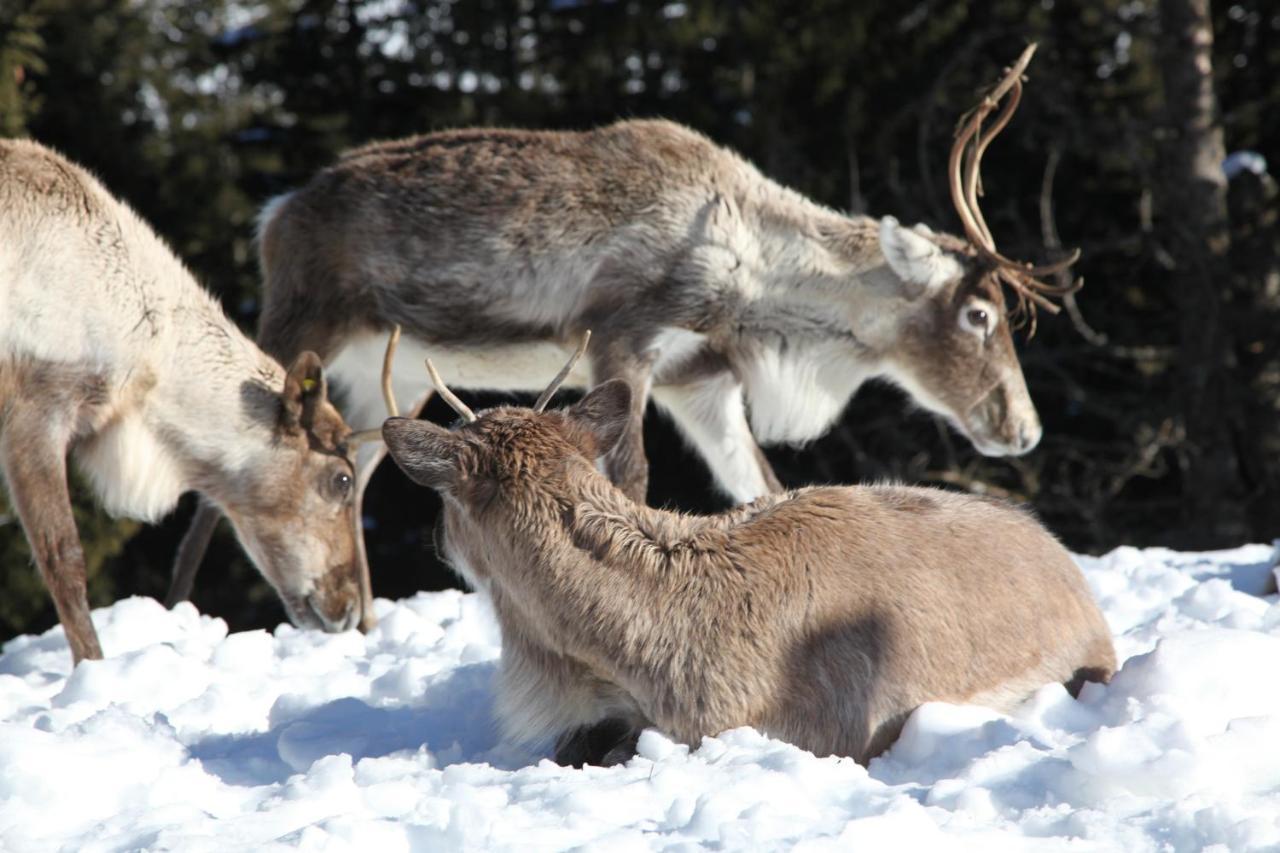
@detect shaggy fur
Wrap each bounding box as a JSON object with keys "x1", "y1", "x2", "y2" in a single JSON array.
[
  {"x1": 383, "y1": 382, "x2": 1115, "y2": 766},
  {"x1": 0, "y1": 140, "x2": 365, "y2": 663}
]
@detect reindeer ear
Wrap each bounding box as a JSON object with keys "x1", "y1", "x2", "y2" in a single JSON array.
[
  {"x1": 879, "y1": 216, "x2": 964, "y2": 298},
  {"x1": 382, "y1": 417, "x2": 463, "y2": 491},
  {"x1": 567, "y1": 379, "x2": 632, "y2": 458},
  {"x1": 281, "y1": 351, "x2": 328, "y2": 432}
]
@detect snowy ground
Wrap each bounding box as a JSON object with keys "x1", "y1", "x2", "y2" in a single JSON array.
[{"x1": 2, "y1": 545, "x2": 1279, "y2": 852}]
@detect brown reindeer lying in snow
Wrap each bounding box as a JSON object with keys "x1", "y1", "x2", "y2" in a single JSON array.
[{"x1": 381, "y1": 337, "x2": 1116, "y2": 766}]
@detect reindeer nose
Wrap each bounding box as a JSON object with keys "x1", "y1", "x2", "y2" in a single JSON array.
[
  {"x1": 340, "y1": 601, "x2": 361, "y2": 633},
  {"x1": 306, "y1": 594, "x2": 360, "y2": 633},
  {"x1": 1016, "y1": 422, "x2": 1043, "y2": 454}
]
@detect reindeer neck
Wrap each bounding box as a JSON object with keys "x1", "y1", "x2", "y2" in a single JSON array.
[
  {"x1": 737, "y1": 179, "x2": 886, "y2": 297},
  {"x1": 480, "y1": 458, "x2": 738, "y2": 676},
  {"x1": 718, "y1": 183, "x2": 908, "y2": 355},
  {"x1": 705, "y1": 183, "x2": 903, "y2": 444},
  {"x1": 148, "y1": 290, "x2": 288, "y2": 491},
  {"x1": 485, "y1": 458, "x2": 795, "y2": 684},
  {"x1": 516, "y1": 457, "x2": 721, "y2": 585}
]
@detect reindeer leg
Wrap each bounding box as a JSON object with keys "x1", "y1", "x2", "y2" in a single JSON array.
[
  {"x1": 598, "y1": 727, "x2": 642, "y2": 766},
  {"x1": 554, "y1": 720, "x2": 642, "y2": 768},
  {"x1": 165, "y1": 497, "x2": 218, "y2": 607},
  {"x1": 590, "y1": 348, "x2": 655, "y2": 504},
  {"x1": 1, "y1": 405, "x2": 102, "y2": 663}
]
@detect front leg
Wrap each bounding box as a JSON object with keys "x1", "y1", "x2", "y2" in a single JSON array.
[
  {"x1": 589, "y1": 345, "x2": 655, "y2": 503},
  {"x1": 651, "y1": 370, "x2": 783, "y2": 505},
  {"x1": 554, "y1": 719, "x2": 642, "y2": 768},
  {"x1": 496, "y1": 615, "x2": 645, "y2": 767},
  {"x1": 1, "y1": 405, "x2": 102, "y2": 663}
]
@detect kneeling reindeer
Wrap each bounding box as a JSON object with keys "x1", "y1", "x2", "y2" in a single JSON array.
[{"x1": 383, "y1": 337, "x2": 1116, "y2": 765}]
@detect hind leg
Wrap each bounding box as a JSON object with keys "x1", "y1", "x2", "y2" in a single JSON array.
[
  {"x1": 589, "y1": 346, "x2": 655, "y2": 504},
  {"x1": 166, "y1": 496, "x2": 219, "y2": 607},
  {"x1": 1, "y1": 402, "x2": 102, "y2": 663}
]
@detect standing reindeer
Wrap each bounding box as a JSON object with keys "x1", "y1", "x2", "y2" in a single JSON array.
[
  {"x1": 171, "y1": 45, "x2": 1077, "y2": 622},
  {"x1": 381, "y1": 336, "x2": 1116, "y2": 766},
  {"x1": 0, "y1": 139, "x2": 386, "y2": 664}
]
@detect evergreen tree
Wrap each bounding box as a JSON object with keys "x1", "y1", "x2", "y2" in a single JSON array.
[
  {"x1": 0, "y1": 1, "x2": 46, "y2": 137},
  {"x1": 4, "y1": 0, "x2": 1279, "y2": 643}
]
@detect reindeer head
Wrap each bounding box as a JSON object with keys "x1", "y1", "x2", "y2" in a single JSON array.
[
  {"x1": 220, "y1": 351, "x2": 365, "y2": 632},
  {"x1": 379, "y1": 333, "x2": 630, "y2": 587},
  {"x1": 875, "y1": 44, "x2": 1079, "y2": 457}
]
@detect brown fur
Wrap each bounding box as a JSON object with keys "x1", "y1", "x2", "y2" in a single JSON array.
[{"x1": 383, "y1": 382, "x2": 1116, "y2": 765}]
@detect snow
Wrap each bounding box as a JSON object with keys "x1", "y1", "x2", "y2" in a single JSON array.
[{"x1": 2, "y1": 545, "x2": 1279, "y2": 852}]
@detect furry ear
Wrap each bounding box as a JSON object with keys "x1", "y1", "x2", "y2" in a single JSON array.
[
  {"x1": 879, "y1": 216, "x2": 964, "y2": 298},
  {"x1": 382, "y1": 417, "x2": 464, "y2": 491},
  {"x1": 281, "y1": 351, "x2": 328, "y2": 432},
  {"x1": 566, "y1": 379, "x2": 632, "y2": 458}
]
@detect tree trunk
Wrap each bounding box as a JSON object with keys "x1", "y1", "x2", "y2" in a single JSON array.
[{"x1": 1155, "y1": 0, "x2": 1246, "y2": 544}]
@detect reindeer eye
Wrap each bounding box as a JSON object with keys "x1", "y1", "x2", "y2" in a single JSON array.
[
  {"x1": 965, "y1": 307, "x2": 990, "y2": 333},
  {"x1": 331, "y1": 471, "x2": 353, "y2": 500}
]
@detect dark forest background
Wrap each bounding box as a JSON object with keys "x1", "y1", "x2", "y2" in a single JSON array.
[{"x1": 1, "y1": 0, "x2": 1277, "y2": 642}]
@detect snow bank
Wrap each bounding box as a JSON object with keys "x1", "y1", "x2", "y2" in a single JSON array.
[{"x1": 2, "y1": 545, "x2": 1279, "y2": 851}]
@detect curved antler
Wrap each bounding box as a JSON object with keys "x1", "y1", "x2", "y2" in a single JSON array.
[
  {"x1": 947, "y1": 43, "x2": 1083, "y2": 331},
  {"x1": 534, "y1": 331, "x2": 592, "y2": 412},
  {"x1": 425, "y1": 358, "x2": 478, "y2": 423},
  {"x1": 419, "y1": 330, "x2": 591, "y2": 425},
  {"x1": 348, "y1": 325, "x2": 404, "y2": 445}
]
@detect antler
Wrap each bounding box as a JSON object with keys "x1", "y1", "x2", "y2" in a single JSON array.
[
  {"x1": 948, "y1": 43, "x2": 1082, "y2": 334},
  {"x1": 425, "y1": 359, "x2": 478, "y2": 423},
  {"x1": 349, "y1": 325, "x2": 404, "y2": 445},
  {"x1": 420, "y1": 330, "x2": 591, "y2": 425},
  {"x1": 534, "y1": 331, "x2": 591, "y2": 412}
]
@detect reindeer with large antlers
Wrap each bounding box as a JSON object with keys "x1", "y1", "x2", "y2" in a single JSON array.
[
  {"x1": 170, "y1": 44, "x2": 1080, "y2": 631},
  {"x1": 948, "y1": 44, "x2": 1081, "y2": 334},
  {"x1": 0, "y1": 139, "x2": 394, "y2": 663},
  {"x1": 381, "y1": 336, "x2": 1115, "y2": 766}
]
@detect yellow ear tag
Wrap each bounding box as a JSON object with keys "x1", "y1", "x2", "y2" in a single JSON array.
[{"x1": 301, "y1": 378, "x2": 317, "y2": 393}]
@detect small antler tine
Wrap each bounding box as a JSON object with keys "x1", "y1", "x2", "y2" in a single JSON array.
[
  {"x1": 425, "y1": 358, "x2": 478, "y2": 423},
  {"x1": 1003, "y1": 44, "x2": 1037, "y2": 92},
  {"x1": 1012, "y1": 274, "x2": 1062, "y2": 313},
  {"x1": 533, "y1": 330, "x2": 592, "y2": 413},
  {"x1": 381, "y1": 325, "x2": 401, "y2": 418}
]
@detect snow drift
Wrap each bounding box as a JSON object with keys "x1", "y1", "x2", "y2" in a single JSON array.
[{"x1": 2, "y1": 545, "x2": 1279, "y2": 851}]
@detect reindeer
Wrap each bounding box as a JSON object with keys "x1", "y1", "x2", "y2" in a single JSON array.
[
  {"x1": 0, "y1": 139, "x2": 388, "y2": 664},
  {"x1": 381, "y1": 335, "x2": 1116, "y2": 766},
  {"x1": 170, "y1": 45, "x2": 1078, "y2": 628}
]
